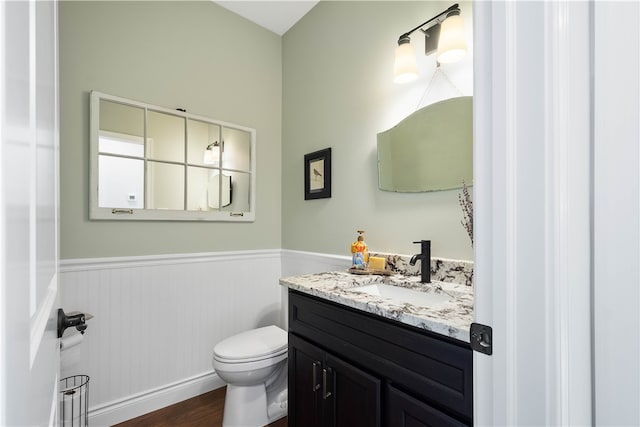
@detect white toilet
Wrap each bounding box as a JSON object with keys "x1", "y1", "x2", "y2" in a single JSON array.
[{"x1": 212, "y1": 325, "x2": 288, "y2": 427}]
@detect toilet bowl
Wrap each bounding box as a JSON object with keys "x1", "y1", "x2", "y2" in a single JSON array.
[{"x1": 212, "y1": 325, "x2": 288, "y2": 427}]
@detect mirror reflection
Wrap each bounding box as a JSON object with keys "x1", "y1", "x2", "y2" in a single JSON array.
[
  {"x1": 377, "y1": 96, "x2": 472, "y2": 192},
  {"x1": 188, "y1": 119, "x2": 220, "y2": 166},
  {"x1": 90, "y1": 91, "x2": 256, "y2": 221},
  {"x1": 147, "y1": 110, "x2": 185, "y2": 163}
]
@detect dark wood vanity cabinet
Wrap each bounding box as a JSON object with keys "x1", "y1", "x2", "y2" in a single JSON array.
[
  {"x1": 288, "y1": 290, "x2": 473, "y2": 427},
  {"x1": 289, "y1": 334, "x2": 381, "y2": 427}
]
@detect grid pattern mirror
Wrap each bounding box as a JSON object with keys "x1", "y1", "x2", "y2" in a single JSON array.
[{"x1": 90, "y1": 91, "x2": 256, "y2": 221}]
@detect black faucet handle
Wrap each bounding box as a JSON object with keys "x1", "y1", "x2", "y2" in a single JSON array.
[{"x1": 410, "y1": 240, "x2": 432, "y2": 283}]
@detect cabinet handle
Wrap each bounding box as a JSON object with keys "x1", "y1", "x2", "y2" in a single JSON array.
[
  {"x1": 322, "y1": 368, "x2": 332, "y2": 400},
  {"x1": 312, "y1": 361, "x2": 321, "y2": 392}
]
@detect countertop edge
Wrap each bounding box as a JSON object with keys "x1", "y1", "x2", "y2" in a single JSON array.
[{"x1": 280, "y1": 274, "x2": 472, "y2": 343}]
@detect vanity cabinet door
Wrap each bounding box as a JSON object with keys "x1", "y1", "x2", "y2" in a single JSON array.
[
  {"x1": 289, "y1": 333, "x2": 381, "y2": 427},
  {"x1": 289, "y1": 334, "x2": 324, "y2": 427},
  {"x1": 327, "y1": 353, "x2": 381, "y2": 427},
  {"x1": 387, "y1": 385, "x2": 469, "y2": 427}
]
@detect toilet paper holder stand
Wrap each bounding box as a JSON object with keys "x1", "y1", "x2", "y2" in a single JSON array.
[{"x1": 57, "y1": 308, "x2": 93, "y2": 338}]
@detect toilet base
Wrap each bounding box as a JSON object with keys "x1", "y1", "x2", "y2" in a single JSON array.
[
  {"x1": 222, "y1": 384, "x2": 267, "y2": 427},
  {"x1": 267, "y1": 398, "x2": 287, "y2": 424},
  {"x1": 222, "y1": 383, "x2": 287, "y2": 427}
]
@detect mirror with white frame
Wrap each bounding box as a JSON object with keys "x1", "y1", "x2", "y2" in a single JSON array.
[{"x1": 90, "y1": 91, "x2": 256, "y2": 221}]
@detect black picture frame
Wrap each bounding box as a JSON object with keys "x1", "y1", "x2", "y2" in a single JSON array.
[{"x1": 304, "y1": 148, "x2": 331, "y2": 200}]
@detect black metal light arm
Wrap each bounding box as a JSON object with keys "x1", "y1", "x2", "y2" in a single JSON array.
[{"x1": 397, "y1": 3, "x2": 459, "y2": 42}]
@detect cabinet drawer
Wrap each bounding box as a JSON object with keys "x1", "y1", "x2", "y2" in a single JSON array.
[{"x1": 289, "y1": 290, "x2": 473, "y2": 422}]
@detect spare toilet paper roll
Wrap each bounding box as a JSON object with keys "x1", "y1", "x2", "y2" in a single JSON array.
[
  {"x1": 60, "y1": 329, "x2": 84, "y2": 370},
  {"x1": 60, "y1": 386, "x2": 87, "y2": 425}
]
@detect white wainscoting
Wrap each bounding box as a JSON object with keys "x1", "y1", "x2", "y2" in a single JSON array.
[
  {"x1": 59, "y1": 249, "x2": 345, "y2": 426},
  {"x1": 60, "y1": 250, "x2": 285, "y2": 426},
  {"x1": 280, "y1": 250, "x2": 351, "y2": 330},
  {"x1": 281, "y1": 249, "x2": 351, "y2": 277}
]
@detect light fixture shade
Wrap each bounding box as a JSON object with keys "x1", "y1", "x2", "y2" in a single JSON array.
[
  {"x1": 393, "y1": 41, "x2": 419, "y2": 84},
  {"x1": 436, "y1": 14, "x2": 467, "y2": 64}
]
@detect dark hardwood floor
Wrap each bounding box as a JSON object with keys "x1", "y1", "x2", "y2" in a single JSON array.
[{"x1": 114, "y1": 387, "x2": 287, "y2": 427}]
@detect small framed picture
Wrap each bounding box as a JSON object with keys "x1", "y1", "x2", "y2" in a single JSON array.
[{"x1": 304, "y1": 148, "x2": 331, "y2": 200}]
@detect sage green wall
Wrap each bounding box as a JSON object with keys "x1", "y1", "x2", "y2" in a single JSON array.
[
  {"x1": 59, "y1": 1, "x2": 282, "y2": 259},
  {"x1": 282, "y1": 1, "x2": 474, "y2": 260}
]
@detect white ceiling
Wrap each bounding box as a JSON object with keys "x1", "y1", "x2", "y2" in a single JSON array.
[{"x1": 214, "y1": 1, "x2": 319, "y2": 36}]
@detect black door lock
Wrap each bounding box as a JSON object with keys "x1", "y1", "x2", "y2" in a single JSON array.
[{"x1": 470, "y1": 322, "x2": 493, "y2": 355}]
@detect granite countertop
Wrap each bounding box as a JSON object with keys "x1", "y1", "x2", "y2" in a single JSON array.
[{"x1": 280, "y1": 269, "x2": 474, "y2": 343}]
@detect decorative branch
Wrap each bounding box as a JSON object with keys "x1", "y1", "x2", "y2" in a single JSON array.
[{"x1": 458, "y1": 180, "x2": 473, "y2": 247}]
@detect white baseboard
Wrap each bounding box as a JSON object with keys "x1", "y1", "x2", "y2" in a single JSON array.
[{"x1": 88, "y1": 371, "x2": 226, "y2": 426}]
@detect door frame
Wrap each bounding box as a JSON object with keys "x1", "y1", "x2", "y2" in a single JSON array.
[
  {"x1": 592, "y1": 2, "x2": 640, "y2": 425},
  {"x1": 473, "y1": 2, "x2": 592, "y2": 425}
]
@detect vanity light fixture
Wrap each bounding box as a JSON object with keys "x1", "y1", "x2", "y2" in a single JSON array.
[
  {"x1": 203, "y1": 140, "x2": 220, "y2": 165},
  {"x1": 393, "y1": 3, "x2": 467, "y2": 84}
]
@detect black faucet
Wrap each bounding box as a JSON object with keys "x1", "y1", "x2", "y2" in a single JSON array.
[{"x1": 409, "y1": 240, "x2": 431, "y2": 283}]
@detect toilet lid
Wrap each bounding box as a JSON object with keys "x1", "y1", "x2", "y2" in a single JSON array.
[{"x1": 214, "y1": 325, "x2": 287, "y2": 362}]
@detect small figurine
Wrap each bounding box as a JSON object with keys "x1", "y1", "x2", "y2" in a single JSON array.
[{"x1": 351, "y1": 230, "x2": 369, "y2": 269}]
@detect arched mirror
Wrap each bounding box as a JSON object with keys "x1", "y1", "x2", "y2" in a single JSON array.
[
  {"x1": 90, "y1": 91, "x2": 256, "y2": 221},
  {"x1": 377, "y1": 96, "x2": 472, "y2": 192}
]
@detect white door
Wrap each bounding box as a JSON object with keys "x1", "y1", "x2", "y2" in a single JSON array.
[{"x1": 1, "y1": 0, "x2": 60, "y2": 425}]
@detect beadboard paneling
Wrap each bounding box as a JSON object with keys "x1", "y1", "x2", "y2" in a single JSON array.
[
  {"x1": 279, "y1": 250, "x2": 351, "y2": 330},
  {"x1": 59, "y1": 250, "x2": 283, "y2": 426},
  {"x1": 281, "y1": 249, "x2": 351, "y2": 277}
]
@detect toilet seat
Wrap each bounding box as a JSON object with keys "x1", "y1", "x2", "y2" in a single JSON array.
[
  {"x1": 213, "y1": 351, "x2": 287, "y2": 374},
  {"x1": 213, "y1": 325, "x2": 287, "y2": 364},
  {"x1": 214, "y1": 347, "x2": 287, "y2": 364}
]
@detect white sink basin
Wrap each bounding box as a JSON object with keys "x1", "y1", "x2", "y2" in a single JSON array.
[{"x1": 351, "y1": 283, "x2": 451, "y2": 306}]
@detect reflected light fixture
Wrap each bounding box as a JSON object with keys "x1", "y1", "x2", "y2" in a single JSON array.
[
  {"x1": 393, "y1": 3, "x2": 467, "y2": 84},
  {"x1": 203, "y1": 140, "x2": 220, "y2": 165}
]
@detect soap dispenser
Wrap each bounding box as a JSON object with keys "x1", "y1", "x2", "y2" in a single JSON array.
[{"x1": 351, "y1": 230, "x2": 369, "y2": 270}]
